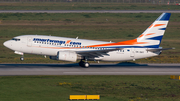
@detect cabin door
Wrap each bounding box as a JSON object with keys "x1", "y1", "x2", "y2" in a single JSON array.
[
  {"x1": 130, "y1": 48, "x2": 135, "y2": 58},
  {"x1": 27, "y1": 37, "x2": 32, "y2": 47}
]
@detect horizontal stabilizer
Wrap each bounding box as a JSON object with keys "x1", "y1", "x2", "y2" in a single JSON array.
[{"x1": 146, "y1": 47, "x2": 175, "y2": 52}]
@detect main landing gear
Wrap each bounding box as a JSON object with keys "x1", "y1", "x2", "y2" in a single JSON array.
[{"x1": 79, "y1": 60, "x2": 90, "y2": 68}]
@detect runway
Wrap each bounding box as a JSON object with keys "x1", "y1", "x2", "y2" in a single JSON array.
[
  {"x1": 0, "y1": 10, "x2": 180, "y2": 13},
  {"x1": 0, "y1": 63, "x2": 180, "y2": 75}
]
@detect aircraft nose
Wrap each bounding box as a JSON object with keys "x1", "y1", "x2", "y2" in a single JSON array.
[{"x1": 3, "y1": 41, "x2": 10, "y2": 48}]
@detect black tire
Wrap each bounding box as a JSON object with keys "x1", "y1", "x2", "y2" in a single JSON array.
[
  {"x1": 20, "y1": 57, "x2": 24, "y2": 61},
  {"x1": 83, "y1": 62, "x2": 89, "y2": 68},
  {"x1": 79, "y1": 61, "x2": 84, "y2": 67}
]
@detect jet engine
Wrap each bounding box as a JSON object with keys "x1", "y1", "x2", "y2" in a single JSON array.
[
  {"x1": 50, "y1": 51, "x2": 77, "y2": 62},
  {"x1": 49, "y1": 56, "x2": 57, "y2": 60}
]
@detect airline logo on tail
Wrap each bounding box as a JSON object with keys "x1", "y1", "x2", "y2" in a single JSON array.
[{"x1": 137, "y1": 13, "x2": 171, "y2": 48}]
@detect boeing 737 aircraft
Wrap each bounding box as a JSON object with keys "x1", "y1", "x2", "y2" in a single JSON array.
[{"x1": 3, "y1": 13, "x2": 173, "y2": 67}]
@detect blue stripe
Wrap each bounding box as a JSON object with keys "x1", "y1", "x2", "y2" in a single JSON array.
[
  {"x1": 147, "y1": 35, "x2": 163, "y2": 47},
  {"x1": 147, "y1": 35, "x2": 163, "y2": 41},
  {"x1": 159, "y1": 28, "x2": 166, "y2": 30},
  {"x1": 156, "y1": 13, "x2": 171, "y2": 21}
]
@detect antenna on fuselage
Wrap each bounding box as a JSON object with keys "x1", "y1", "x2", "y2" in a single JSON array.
[{"x1": 76, "y1": 36, "x2": 78, "y2": 39}]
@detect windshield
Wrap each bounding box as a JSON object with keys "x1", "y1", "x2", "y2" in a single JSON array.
[{"x1": 12, "y1": 38, "x2": 20, "y2": 41}]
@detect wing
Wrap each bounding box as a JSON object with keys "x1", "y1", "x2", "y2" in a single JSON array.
[{"x1": 76, "y1": 48, "x2": 122, "y2": 57}]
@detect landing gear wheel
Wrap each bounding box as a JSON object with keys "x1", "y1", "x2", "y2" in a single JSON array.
[
  {"x1": 20, "y1": 57, "x2": 24, "y2": 61},
  {"x1": 84, "y1": 62, "x2": 89, "y2": 68},
  {"x1": 79, "y1": 61, "x2": 90, "y2": 68}
]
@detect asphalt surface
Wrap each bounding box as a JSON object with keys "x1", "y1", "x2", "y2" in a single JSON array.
[
  {"x1": 0, "y1": 63, "x2": 180, "y2": 75},
  {"x1": 0, "y1": 10, "x2": 180, "y2": 13}
]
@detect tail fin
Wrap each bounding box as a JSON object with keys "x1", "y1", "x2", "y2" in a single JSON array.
[{"x1": 137, "y1": 13, "x2": 171, "y2": 48}]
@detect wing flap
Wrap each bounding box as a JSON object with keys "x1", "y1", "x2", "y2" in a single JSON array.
[{"x1": 77, "y1": 48, "x2": 121, "y2": 57}]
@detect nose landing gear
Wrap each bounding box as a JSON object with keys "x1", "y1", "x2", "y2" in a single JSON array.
[{"x1": 20, "y1": 57, "x2": 24, "y2": 61}]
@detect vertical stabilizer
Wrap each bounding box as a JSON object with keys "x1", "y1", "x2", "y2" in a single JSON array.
[{"x1": 137, "y1": 13, "x2": 171, "y2": 48}]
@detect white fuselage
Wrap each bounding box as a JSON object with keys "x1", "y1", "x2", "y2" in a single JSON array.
[{"x1": 3, "y1": 35, "x2": 160, "y2": 62}]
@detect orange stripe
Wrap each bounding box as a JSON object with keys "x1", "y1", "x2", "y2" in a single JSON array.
[
  {"x1": 145, "y1": 33, "x2": 155, "y2": 36},
  {"x1": 138, "y1": 34, "x2": 144, "y2": 38},
  {"x1": 88, "y1": 39, "x2": 147, "y2": 47},
  {"x1": 138, "y1": 33, "x2": 155, "y2": 38},
  {"x1": 154, "y1": 24, "x2": 165, "y2": 27},
  {"x1": 148, "y1": 24, "x2": 153, "y2": 29}
]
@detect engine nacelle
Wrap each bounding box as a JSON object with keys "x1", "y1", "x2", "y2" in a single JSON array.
[
  {"x1": 57, "y1": 51, "x2": 77, "y2": 62},
  {"x1": 49, "y1": 56, "x2": 57, "y2": 60}
]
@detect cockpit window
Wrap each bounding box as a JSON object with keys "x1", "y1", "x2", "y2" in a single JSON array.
[{"x1": 12, "y1": 38, "x2": 20, "y2": 41}]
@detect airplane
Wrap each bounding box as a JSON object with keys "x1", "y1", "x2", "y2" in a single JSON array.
[{"x1": 3, "y1": 13, "x2": 173, "y2": 68}]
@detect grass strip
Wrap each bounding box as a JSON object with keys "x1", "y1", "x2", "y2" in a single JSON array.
[{"x1": 0, "y1": 75, "x2": 180, "y2": 101}]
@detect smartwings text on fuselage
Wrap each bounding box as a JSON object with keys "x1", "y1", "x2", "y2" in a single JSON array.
[{"x1": 33, "y1": 38, "x2": 82, "y2": 45}]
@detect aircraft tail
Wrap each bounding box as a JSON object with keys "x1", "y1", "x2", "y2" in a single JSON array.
[
  {"x1": 84, "y1": 13, "x2": 171, "y2": 49},
  {"x1": 136, "y1": 13, "x2": 171, "y2": 48}
]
